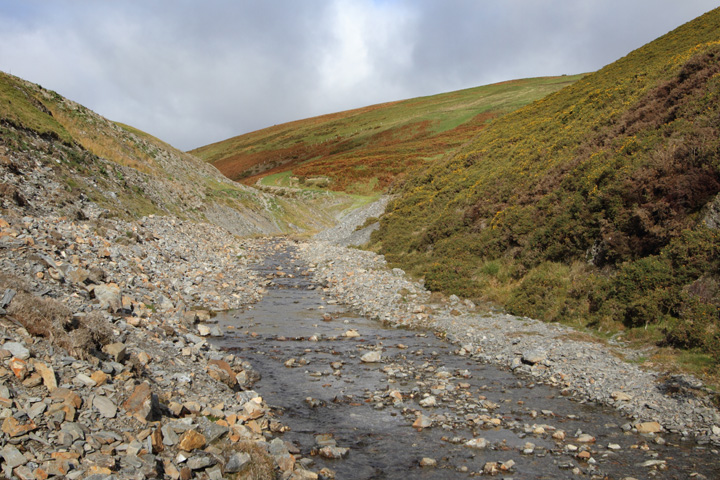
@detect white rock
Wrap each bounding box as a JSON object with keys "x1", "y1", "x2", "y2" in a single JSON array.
[
  {"x1": 465, "y1": 438, "x2": 489, "y2": 449},
  {"x1": 419, "y1": 396, "x2": 437, "y2": 407},
  {"x1": 360, "y1": 350, "x2": 382, "y2": 363},
  {"x1": 197, "y1": 324, "x2": 211, "y2": 336},
  {"x1": 76, "y1": 373, "x2": 97, "y2": 387}
]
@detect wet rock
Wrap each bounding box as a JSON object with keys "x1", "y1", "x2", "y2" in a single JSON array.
[
  {"x1": 465, "y1": 438, "x2": 489, "y2": 449},
  {"x1": 419, "y1": 457, "x2": 436, "y2": 467},
  {"x1": 413, "y1": 415, "x2": 432, "y2": 429},
  {"x1": 319, "y1": 446, "x2": 349, "y2": 459},
  {"x1": 636, "y1": 421, "x2": 662, "y2": 434}
]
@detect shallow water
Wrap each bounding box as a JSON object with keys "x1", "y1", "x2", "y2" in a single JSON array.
[{"x1": 212, "y1": 241, "x2": 719, "y2": 479}]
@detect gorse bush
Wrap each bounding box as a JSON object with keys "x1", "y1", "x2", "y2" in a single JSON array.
[{"x1": 372, "y1": 8, "x2": 720, "y2": 363}]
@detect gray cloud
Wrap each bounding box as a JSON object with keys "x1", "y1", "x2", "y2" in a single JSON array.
[{"x1": 0, "y1": 0, "x2": 717, "y2": 150}]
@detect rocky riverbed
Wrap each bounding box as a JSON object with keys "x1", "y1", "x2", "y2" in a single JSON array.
[{"x1": 0, "y1": 188, "x2": 719, "y2": 479}]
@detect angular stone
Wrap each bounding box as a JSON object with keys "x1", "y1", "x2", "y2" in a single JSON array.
[
  {"x1": 187, "y1": 454, "x2": 215, "y2": 471},
  {"x1": 1, "y1": 445, "x2": 28, "y2": 468},
  {"x1": 611, "y1": 391, "x2": 632, "y2": 401},
  {"x1": 3, "y1": 342, "x2": 30, "y2": 360},
  {"x1": 2, "y1": 416, "x2": 37, "y2": 437},
  {"x1": 91, "y1": 370, "x2": 109, "y2": 386},
  {"x1": 51, "y1": 387, "x2": 83, "y2": 409},
  {"x1": 151, "y1": 427, "x2": 164, "y2": 454},
  {"x1": 197, "y1": 325, "x2": 211, "y2": 337},
  {"x1": 122, "y1": 382, "x2": 160, "y2": 423},
  {"x1": 206, "y1": 360, "x2": 237, "y2": 388},
  {"x1": 162, "y1": 424, "x2": 179, "y2": 446},
  {"x1": 66, "y1": 268, "x2": 89, "y2": 285},
  {"x1": 102, "y1": 343, "x2": 127, "y2": 363},
  {"x1": 225, "y1": 452, "x2": 251, "y2": 473},
  {"x1": 93, "y1": 395, "x2": 117, "y2": 418},
  {"x1": 178, "y1": 430, "x2": 206, "y2": 451},
  {"x1": 9, "y1": 357, "x2": 28, "y2": 380},
  {"x1": 93, "y1": 283, "x2": 122, "y2": 312},
  {"x1": 522, "y1": 349, "x2": 547, "y2": 365},
  {"x1": 636, "y1": 421, "x2": 662, "y2": 434},
  {"x1": 75, "y1": 373, "x2": 97, "y2": 387},
  {"x1": 412, "y1": 415, "x2": 432, "y2": 429},
  {"x1": 33, "y1": 361, "x2": 57, "y2": 392},
  {"x1": 419, "y1": 395, "x2": 437, "y2": 407}
]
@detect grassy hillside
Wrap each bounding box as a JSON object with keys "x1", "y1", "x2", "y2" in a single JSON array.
[
  {"x1": 191, "y1": 75, "x2": 585, "y2": 194},
  {"x1": 372, "y1": 9, "x2": 720, "y2": 367},
  {"x1": 0, "y1": 71, "x2": 345, "y2": 234}
]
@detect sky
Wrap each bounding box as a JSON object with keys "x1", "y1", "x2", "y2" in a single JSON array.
[{"x1": 1, "y1": 1, "x2": 718, "y2": 151}]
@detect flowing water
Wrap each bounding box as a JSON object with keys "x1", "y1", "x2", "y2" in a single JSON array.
[{"x1": 212, "y1": 241, "x2": 719, "y2": 479}]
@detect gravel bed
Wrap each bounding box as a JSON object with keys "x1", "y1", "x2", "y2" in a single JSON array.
[{"x1": 299, "y1": 239, "x2": 720, "y2": 442}]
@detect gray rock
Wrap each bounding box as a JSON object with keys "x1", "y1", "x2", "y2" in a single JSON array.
[
  {"x1": 3, "y1": 342, "x2": 30, "y2": 360},
  {"x1": 93, "y1": 395, "x2": 117, "y2": 418},
  {"x1": 187, "y1": 453, "x2": 216, "y2": 470},
  {"x1": 93, "y1": 283, "x2": 122, "y2": 312},
  {"x1": 1, "y1": 444, "x2": 27, "y2": 468},
  {"x1": 225, "y1": 452, "x2": 251, "y2": 473},
  {"x1": 522, "y1": 349, "x2": 547, "y2": 365}
]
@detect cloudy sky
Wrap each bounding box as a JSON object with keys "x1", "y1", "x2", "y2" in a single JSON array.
[{"x1": 1, "y1": 1, "x2": 718, "y2": 151}]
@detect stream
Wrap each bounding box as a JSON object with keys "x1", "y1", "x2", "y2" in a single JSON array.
[{"x1": 212, "y1": 241, "x2": 719, "y2": 479}]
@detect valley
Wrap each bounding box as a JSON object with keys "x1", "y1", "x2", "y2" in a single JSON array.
[{"x1": 1, "y1": 6, "x2": 720, "y2": 480}]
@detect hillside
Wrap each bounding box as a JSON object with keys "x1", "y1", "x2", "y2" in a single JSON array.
[
  {"x1": 370, "y1": 8, "x2": 720, "y2": 367},
  {"x1": 191, "y1": 75, "x2": 585, "y2": 195},
  {"x1": 0, "y1": 71, "x2": 342, "y2": 234}
]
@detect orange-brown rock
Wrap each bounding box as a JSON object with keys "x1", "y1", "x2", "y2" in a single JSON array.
[
  {"x1": 206, "y1": 359, "x2": 237, "y2": 388},
  {"x1": 177, "y1": 429, "x2": 206, "y2": 451},
  {"x1": 2, "y1": 416, "x2": 37, "y2": 437},
  {"x1": 122, "y1": 382, "x2": 159, "y2": 423},
  {"x1": 51, "y1": 387, "x2": 83, "y2": 409},
  {"x1": 33, "y1": 361, "x2": 58, "y2": 392}
]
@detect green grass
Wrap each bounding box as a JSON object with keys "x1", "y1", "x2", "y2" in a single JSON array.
[
  {"x1": 0, "y1": 73, "x2": 72, "y2": 143},
  {"x1": 191, "y1": 74, "x2": 586, "y2": 193}
]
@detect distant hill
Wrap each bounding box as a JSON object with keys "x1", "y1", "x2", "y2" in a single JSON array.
[
  {"x1": 372, "y1": 8, "x2": 720, "y2": 364},
  {"x1": 0, "y1": 71, "x2": 341, "y2": 234},
  {"x1": 191, "y1": 75, "x2": 585, "y2": 195}
]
